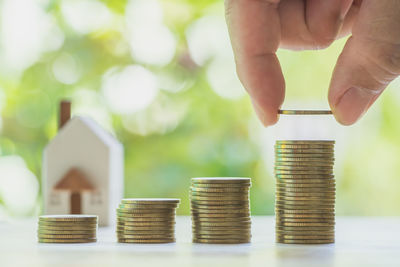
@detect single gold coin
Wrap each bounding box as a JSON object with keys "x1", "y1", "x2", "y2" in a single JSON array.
[
  {"x1": 190, "y1": 208, "x2": 249, "y2": 214},
  {"x1": 275, "y1": 205, "x2": 334, "y2": 210},
  {"x1": 192, "y1": 183, "x2": 251, "y2": 188},
  {"x1": 191, "y1": 204, "x2": 249, "y2": 210},
  {"x1": 190, "y1": 195, "x2": 249, "y2": 200},
  {"x1": 190, "y1": 190, "x2": 248, "y2": 196},
  {"x1": 38, "y1": 233, "x2": 96, "y2": 239},
  {"x1": 116, "y1": 225, "x2": 175, "y2": 231},
  {"x1": 276, "y1": 157, "x2": 334, "y2": 162},
  {"x1": 191, "y1": 212, "x2": 250, "y2": 218},
  {"x1": 117, "y1": 221, "x2": 175, "y2": 227},
  {"x1": 276, "y1": 238, "x2": 334, "y2": 244},
  {"x1": 276, "y1": 226, "x2": 334, "y2": 232},
  {"x1": 190, "y1": 187, "x2": 249, "y2": 193},
  {"x1": 278, "y1": 222, "x2": 335, "y2": 227},
  {"x1": 117, "y1": 208, "x2": 175, "y2": 214},
  {"x1": 193, "y1": 221, "x2": 251, "y2": 227},
  {"x1": 276, "y1": 140, "x2": 334, "y2": 144},
  {"x1": 276, "y1": 186, "x2": 336, "y2": 192},
  {"x1": 193, "y1": 238, "x2": 250, "y2": 244},
  {"x1": 194, "y1": 233, "x2": 251, "y2": 239},
  {"x1": 276, "y1": 213, "x2": 334, "y2": 218},
  {"x1": 194, "y1": 230, "x2": 251, "y2": 236},
  {"x1": 276, "y1": 209, "x2": 335, "y2": 215},
  {"x1": 117, "y1": 229, "x2": 173, "y2": 235},
  {"x1": 277, "y1": 110, "x2": 333, "y2": 115},
  {"x1": 190, "y1": 200, "x2": 250, "y2": 205},
  {"x1": 118, "y1": 238, "x2": 175, "y2": 243},
  {"x1": 276, "y1": 229, "x2": 334, "y2": 235},
  {"x1": 39, "y1": 215, "x2": 97, "y2": 222},
  {"x1": 38, "y1": 230, "x2": 96, "y2": 235},
  {"x1": 116, "y1": 211, "x2": 175, "y2": 218},
  {"x1": 121, "y1": 198, "x2": 180, "y2": 204},
  {"x1": 117, "y1": 216, "x2": 175, "y2": 222},
  {"x1": 275, "y1": 161, "x2": 333, "y2": 167},
  {"x1": 276, "y1": 179, "x2": 335, "y2": 184},
  {"x1": 37, "y1": 226, "x2": 97, "y2": 231},
  {"x1": 276, "y1": 195, "x2": 335, "y2": 201},
  {"x1": 38, "y1": 238, "x2": 97, "y2": 243},
  {"x1": 275, "y1": 165, "x2": 333, "y2": 171},
  {"x1": 119, "y1": 204, "x2": 178, "y2": 210},
  {"x1": 38, "y1": 222, "x2": 98, "y2": 228},
  {"x1": 191, "y1": 216, "x2": 251, "y2": 221},
  {"x1": 275, "y1": 217, "x2": 334, "y2": 223},
  {"x1": 192, "y1": 177, "x2": 251, "y2": 184},
  {"x1": 117, "y1": 234, "x2": 174, "y2": 239},
  {"x1": 275, "y1": 148, "x2": 334, "y2": 154},
  {"x1": 276, "y1": 233, "x2": 334, "y2": 239},
  {"x1": 275, "y1": 173, "x2": 335, "y2": 179}
]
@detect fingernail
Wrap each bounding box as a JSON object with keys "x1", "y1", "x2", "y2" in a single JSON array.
[
  {"x1": 251, "y1": 100, "x2": 278, "y2": 127},
  {"x1": 333, "y1": 87, "x2": 376, "y2": 125},
  {"x1": 340, "y1": 0, "x2": 353, "y2": 19}
]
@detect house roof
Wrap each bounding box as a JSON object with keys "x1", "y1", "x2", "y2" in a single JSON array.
[
  {"x1": 45, "y1": 116, "x2": 122, "y2": 152},
  {"x1": 54, "y1": 168, "x2": 94, "y2": 192}
]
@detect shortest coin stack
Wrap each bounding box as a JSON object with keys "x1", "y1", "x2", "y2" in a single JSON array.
[
  {"x1": 38, "y1": 215, "x2": 98, "y2": 243},
  {"x1": 117, "y1": 198, "x2": 180, "y2": 244},
  {"x1": 191, "y1": 177, "x2": 252, "y2": 244}
]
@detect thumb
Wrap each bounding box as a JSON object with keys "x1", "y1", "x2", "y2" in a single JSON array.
[{"x1": 328, "y1": 0, "x2": 400, "y2": 125}]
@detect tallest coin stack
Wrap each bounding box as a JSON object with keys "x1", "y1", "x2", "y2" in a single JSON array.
[{"x1": 275, "y1": 140, "x2": 335, "y2": 244}]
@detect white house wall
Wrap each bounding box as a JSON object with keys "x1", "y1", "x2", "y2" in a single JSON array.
[{"x1": 43, "y1": 117, "x2": 124, "y2": 226}]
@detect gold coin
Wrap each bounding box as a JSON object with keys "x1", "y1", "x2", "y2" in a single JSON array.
[
  {"x1": 191, "y1": 204, "x2": 249, "y2": 210},
  {"x1": 191, "y1": 213, "x2": 250, "y2": 218},
  {"x1": 276, "y1": 226, "x2": 334, "y2": 231},
  {"x1": 275, "y1": 165, "x2": 333, "y2": 171},
  {"x1": 275, "y1": 205, "x2": 334, "y2": 211},
  {"x1": 193, "y1": 238, "x2": 250, "y2": 244},
  {"x1": 276, "y1": 238, "x2": 334, "y2": 244},
  {"x1": 275, "y1": 161, "x2": 333, "y2": 167},
  {"x1": 38, "y1": 230, "x2": 96, "y2": 235},
  {"x1": 38, "y1": 222, "x2": 98, "y2": 227},
  {"x1": 276, "y1": 187, "x2": 336, "y2": 192},
  {"x1": 190, "y1": 187, "x2": 249, "y2": 193},
  {"x1": 276, "y1": 213, "x2": 334, "y2": 218},
  {"x1": 191, "y1": 216, "x2": 250, "y2": 221},
  {"x1": 190, "y1": 195, "x2": 249, "y2": 200},
  {"x1": 194, "y1": 230, "x2": 251, "y2": 235},
  {"x1": 275, "y1": 174, "x2": 335, "y2": 179},
  {"x1": 190, "y1": 190, "x2": 248, "y2": 197},
  {"x1": 116, "y1": 211, "x2": 175, "y2": 217},
  {"x1": 276, "y1": 179, "x2": 335, "y2": 184},
  {"x1": 190, "y1": 208, "x2": 249, "y2": 214},
  {"x1": 275, "y1": 145, "x2": 334, "y2": 150},
  {"x1": 121, "y1": 198, "x2": 180, "y2": 204},
  {"x1": 39, "y1": 215, "x2": 98, "y2": 222},
  {"x1": 275, "y1": 170, "x2": 333, "y2": 176},
  {"x1": 276, "y1": 157, "x2": 334, "y2": 162},
  {"x1": 277, "y1": 110, "x2": 333, "y2": 115},
  {"x1": 117, "y1": 238, "x2": 175, "y2": 243},
  {"x1": 192, "y1": 178, "x2": 251, "y2": 184},
  {"x1": 191, "y1": 200, "x2": 250, "y2": 205},
  {"x1": 117, "y1": 234, "x2": 174, "y2": 239},
  {"x1": 38, "y1": 226, "x2": 97, "y2": 231},
  {"x1": 117, "y1": 217, "x2": 175, "y2": 222},
  {"x1": 275, "y1": 148, "x2": 334, "y2": 154},
  {"x1": 117, "y1": 208, "x2": 175, "y2": 214},
  {"x1": 192, "y1": 183, "x2": 251, "y2": 188},
  {"x1": 275, "y1": 199, "x2": 335, "y2": 205},
  {"x1": 117, "y1": 229, "x2": 173, "y2": 235},
  {"x1": 278, "y1": 222, "x2": 335, "y2": 227},
  {"x1": 276, "y1": 140, "x2": 334, "y2": 144},
  {"x1": 194, "y1": 233, "x2": 251, "y2": 239},
  {"x1": 193, "y1": 221, "x2": 251, "y2": 227},
  {"x1": 276, "y1": 229, "x2": 334, "y2": 235},
  {"x1": 38, "y1": 238, "x2": 97, "y2": 243},
  {"x1": 117, "y1": 225, "x2": 175, "y2": 231},
  {"x1": 276, "y1": 233, "x2": 334, "y2": 239},
  {"x1": 276, "y1": 191, "x2": 335, "y2": 197},
  {"x1": 276, "y1": 196, "x2": 335, "y2": 201},
  {"x1": 276, "y1": 183, "x2": 336, "y2": 188},
  {"x1": 276, "y1": 217, "x2": 334, "y2": 223},
  {"x1": 276, "y1": 209, "x2": 335, "y2": 214},
  {"x1": 38, "y1": 234, "x2": 96, "y2": 239},
  {"x1": 119, "y1": 204, "x2": 178, "y2": 209}
]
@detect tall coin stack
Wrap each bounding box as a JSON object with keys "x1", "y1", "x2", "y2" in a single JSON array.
[
  {"x1": 38, "y1": 215, "x2": 98, "y2": 243},
  {"x1": 275, "y1": 140, "x2": 335, "y2": 244},
  {"x1": 190, "y1": 177, "x2": 252, "y2": 244},
  {"x1": 116, "y1": 198, "x2": 180, "y2": 243}
]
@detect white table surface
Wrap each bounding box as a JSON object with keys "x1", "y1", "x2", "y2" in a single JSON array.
[{"x1": 1, "y1": 216, "x2": 400, "y2": 267}]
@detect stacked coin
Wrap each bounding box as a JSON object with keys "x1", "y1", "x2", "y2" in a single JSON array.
[
  {"x1": 38, "y1": 215, "x2": 98, "y2": 243},
  {"x1": 190, "y1": 177, "x2": 252, "y2": 244},
  {"x1": 116, "y1": 198, "x2": 180, "y2": 243},
  {"x1": 275, "y1": 140, "x2": 335, "y2": 244}
]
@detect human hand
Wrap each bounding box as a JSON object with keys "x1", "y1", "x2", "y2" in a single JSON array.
[{"x1": 225, "y1": 0, "x2": 400, "y2": 126}]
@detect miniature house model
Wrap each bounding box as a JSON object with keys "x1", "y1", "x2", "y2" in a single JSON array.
[{"x1": 43, "y1": 101, "x2": 124, "y2": 226}]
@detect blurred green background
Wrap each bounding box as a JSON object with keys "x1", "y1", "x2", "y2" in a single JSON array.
[{"x1": 0, "y1": 0, "x2": 399, "y2": 218}]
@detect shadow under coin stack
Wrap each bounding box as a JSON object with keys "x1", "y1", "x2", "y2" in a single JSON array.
[
  {"x1": 190, "y1": 177, "x2": 252, "y2": 244},
  {"x1": 116, "y1": 198, "x2": 180, "y2": 243},
  {"x1": 38, "y1": 215, "x2": 98, "y2": 243},
  {"x1": 275, "y1": 140, "x2": 335, "y2": 244}
]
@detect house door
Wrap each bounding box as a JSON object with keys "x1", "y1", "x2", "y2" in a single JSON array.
[{"x1": 70, "y1": 192, "x2": 81, "y2": 214}]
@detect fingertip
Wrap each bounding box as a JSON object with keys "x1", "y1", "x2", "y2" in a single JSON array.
[{"x1": 251, "y1": 100, "x2": 280, "y2": 127}]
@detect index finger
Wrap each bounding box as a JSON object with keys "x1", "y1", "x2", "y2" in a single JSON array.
[{"x1": 225, "y1": 0, "x2": 284, "y2": 126}]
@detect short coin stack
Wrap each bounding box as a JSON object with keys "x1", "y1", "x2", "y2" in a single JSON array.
[
  {"x1": 190, "y1": 177, "x2": 252, "y2": 244},
  {"x1": 116, "y1": 198, "x2": 180, "y2": 243},
  {"x1": 38, "y1": 215, "x2": 98, "y2": 243},
  {"x1": 275, "y1": 140, "x2": 335, "y2": 244}
]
